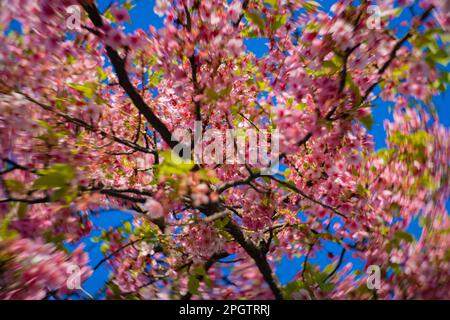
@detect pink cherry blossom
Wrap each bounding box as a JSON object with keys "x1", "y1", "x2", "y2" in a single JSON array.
[
  {"x1": 0, "y1": 0, "x2": 448, "y2": 301},
  {"x1": 111, "y1": 6, "x2": 130, "y2": 24},
  {"x1": 144, "y1": 198, "x2": 164, "y2": 219}
]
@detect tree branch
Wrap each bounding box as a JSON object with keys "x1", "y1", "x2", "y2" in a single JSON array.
[
  {"x1": 81, "y1": 2, "x2": 178, "y2": 149},
  {"x1": 224, "y1": 221, "x2": 284, "y2": 299},
  {"x1": 359, "y1": 6, "x2": 434, "y2": 104},
  {"x1": 324, "y1": 248, "x2": 346, "y2": 283},
  {"x1": 181, "y1": 251, "x2": 229, "y2": 300},
  {"x1": 93, "y1": 237, "x2": 159, "y2": 271},
  {"x1": 267, "y1": 175, "x2": 346, "y2": 218},
  {"x1": 81, "y1": 1, "x2": 285, "y2": 300},
  {"x1": 17, "y1": 91, "x2": 153, "y2": 154}
]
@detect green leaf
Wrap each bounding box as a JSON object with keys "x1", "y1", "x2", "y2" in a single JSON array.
[
  {"x1": 219, "y1": 230, "x2": 233, "y2": 241},
  {"x1": 304, "y1": 1, "x2": 321, "y2": 12},
  {"x1": 122, "y1": 2, "x2": 135, "y2": 10},
  {"x1": 194, "y1": 266, "x2": 206, "y2": 276},
  {"x1": 391, "y1": 7, "x2": 403, "y2": 17},
  {"x1": 100, "y1": 242, "x2": 110, "y2": 254},
  {"x1": 419, "y1": 170, "x2": 436, "y2": 191},
  {"x1": 214, "y1": 216, "x2": 230, "y2": 230},
  {"x1": 67, "y1": 55, "x2": 76, "y2": 65},
  {"x1": 35, "y1": 119, "x2": 53, "y2": 130},
  {"x1": 356, "y1": 184, "x2": 369, "y2": 197},
  {"x1": 51, "y1": 186, "x2": 67, "y2": 201},
  {"x1": 123, "y1": 221, "x2": 133, "y2": 234},
  {"x1": 149, "y1": 69, "x2": 164, "y2": 87},
  {"x1": 360, "y1": 113, "x2": 374, "y2": 130},
  {"x1": 97, "y1": 67, "x2": 108, "y2": 81},
  {"x1": 43, "y1": 230, "x2": 67, "y2": 250},
  {"x1": 50, "y1": 186, "x2": 77, "y2": 203},
  {"x1": 445, "y1": 249, "x2": 450, "y2": 262},
  {"x1": 188, "y1": 275, "x2": 200, "y2": 295},
  {"x1": 284, "y1": 280, "x2": 302, "y2": 296},
  {"x1": 0, "y1": 213, "x2": 18, "y2": 240},
  {"x1": 33, "y1": 175, "x2": 65, "y2": 189},
  {"x1": 389, "y1": 263, "x2": 402, "y2": 275},
  {"x1": 322, "y1": 60, "x2": 340, "y2": 74},
  {"x1": 319, "y1": 281, "x2": 335, "y2": 292},
  {"x1": 205, "y1": 86, "x2": 232, "y2": 101},
  {"x1": 33, "y1": 164, "x2": 75, "y2": 190},
  {"x1": 271, "y1": 14, "x2": 287, "y2": 32},
  {"x1": 3, "y1": 179, "x2": 25, "y2": 193},
  {"x1": 440, "y1": 70, "x2": 450, "y2": 84},
  {"x1": 17, "y1": 203, "x2": 28, "y2": 219},
  {"x1": 155, "y1": 151, "x2": 195, "y2": 178},
  {"x1": 264, "y1": 0, "x2": 278, "y2": 8},
  {"x1": 426, "y1": 47, "x2": 450, "y2": 67},
  {"x1": 241, "y1": 26, "x2": 259, "y2": 38},
  {"x1": 204, "y1": 276, "x2": 213, "y2": 288},
  {"x1": 104, "y1": 9, "x2": 116, "y2": 23},
  {"x1": 394, "y1": 230, "x2": 414, "y2": 244},
  {"x1": 68, "y1": 82, "x2": 97, "y2": 99},
  {"x1": 135, "y1": 223, "x2": 158, "y2": 240},
  {"x1": 245, "y1": 11, "x2": 266, "y2": 35},
  {"x1": 205, "y1": 88, "x2": 220, "y2": 101},
  {"x1": 345, "y1": 74, "x2": 361, "y2": 101},
  {"x1": 386, "y1": 241, "x2": 393, "y2": 253}
]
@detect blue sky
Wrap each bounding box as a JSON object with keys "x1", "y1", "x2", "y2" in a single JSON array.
[{"x1": 66, "y1": 0, "x2": 450, "y2": 298}]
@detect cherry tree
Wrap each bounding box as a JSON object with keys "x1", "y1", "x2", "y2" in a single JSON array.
[{"x1": 0, "y1": 0, "x2": 449, "y2": 300}]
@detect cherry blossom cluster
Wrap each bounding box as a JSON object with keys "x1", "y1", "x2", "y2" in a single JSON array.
[{"x1": 0, "y1": 0, "x2": 449, "y2": 300}]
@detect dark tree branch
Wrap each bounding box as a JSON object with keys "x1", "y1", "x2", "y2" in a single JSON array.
[
  {"x1": 292, "y1": 6, "x2": 434, "y2": 147},
  {"x1": 267, "y1": 175, "x2": 346, "y2": 218},
  {"x1": 17, "y1": 91, "x2": 153, "y2": 154},
  {"x1": 93, "y1": 237, "x2": 160, "y2": 271},
  {"x1": 80, "y1": 1, "x2": 285, "y2": 300},
  {"x1": 359, "y1": 6, "x2": 434, "y2": 104},
  {"x1": 0, "y1": 158, "x2": 33, "y2": 175},
  {"x1": 181, "y1": 251, "x2": 229, "y2": 300},
  {"x1": 0, "y1": 196, "x2": 50, "y2": 204},
  {"x1": 324, "y1": 248, "x2": 346, "y2": 283},
  {"x1": 224, "y1": 221, "x2": 284, "y2": 299},
  {"x1": 81, "y1": 2, "x2": 179, "y2": 149},
  {"x1": 233, "y1": 0, "x2": 250, "y2": 28}
]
